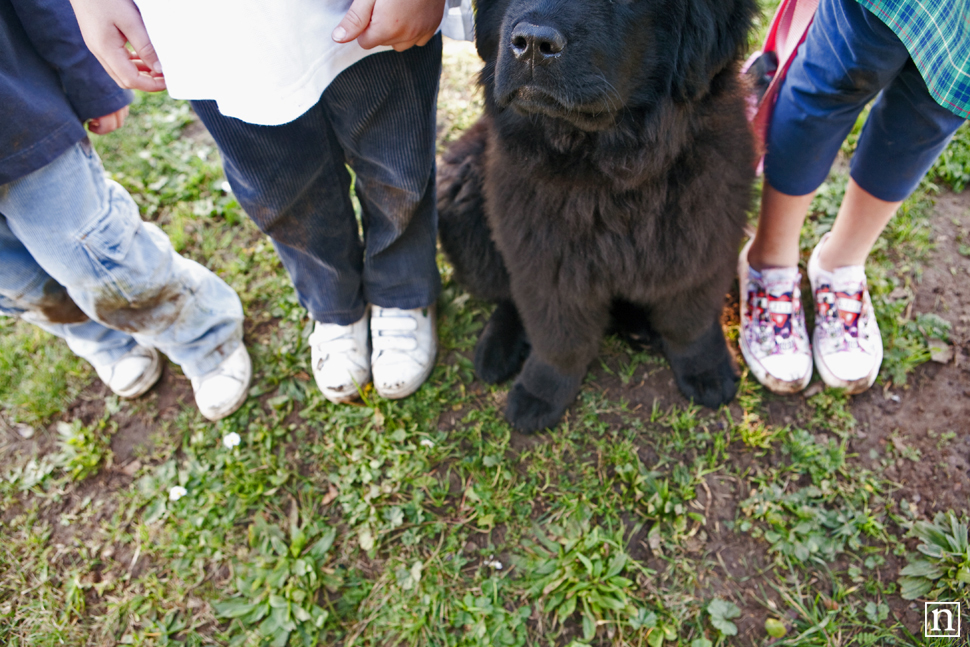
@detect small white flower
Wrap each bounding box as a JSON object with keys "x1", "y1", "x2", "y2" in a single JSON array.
[
  {"x1": 222, "y1": 432, "x2": 242, "y2": 449},
  {"x1": 220, "y1": 180, "x2": 232, "y2": 193},
  {"x1": 485, "y1": 556, "x2": 503, "y2": 570},
  {"x1": 168, "y1": 486, "x2": 187, "y2": 501},
  {"x1": 420, "y1": 438, "x2": 435, "y2": 448}
]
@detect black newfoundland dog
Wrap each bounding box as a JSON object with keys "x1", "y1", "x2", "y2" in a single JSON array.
[{"x1": 438, "y1": 0, "x2": 758, "y2": 433}]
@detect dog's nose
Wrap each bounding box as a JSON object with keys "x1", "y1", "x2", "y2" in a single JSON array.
[{"x1": 510, "y1": 22, "x2": 565, "y2": 64}]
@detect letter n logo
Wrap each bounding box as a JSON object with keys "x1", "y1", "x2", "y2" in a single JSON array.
[{"x1": 925, "y1": 601, "x2": 961, "y2": 638}]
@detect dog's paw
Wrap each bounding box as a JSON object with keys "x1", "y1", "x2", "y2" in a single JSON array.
[
  {"x1": 474, "y1": 300, "x2": 530, "y2": 384},
  {"x1": 673, "y1": 354, "x2": 739, "y2": 409},
  {"x1": 504, "y1": 355, "x2": 584, "y2": 433},
  {"x1": 663, "y1": 318, "x2": 739, "y2": 409},
  {"x1": 505, "y1": 383, "x2": 564, "y2": 433}
]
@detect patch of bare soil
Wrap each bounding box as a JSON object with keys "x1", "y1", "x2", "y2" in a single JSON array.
[{"x1": 861, "y1": 191, "x2": 970, "y2": 515}]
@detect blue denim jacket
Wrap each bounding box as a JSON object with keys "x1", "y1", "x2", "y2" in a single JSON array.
[{"x1": 0, "y1": 0, "x2": 133, "y2": 185}]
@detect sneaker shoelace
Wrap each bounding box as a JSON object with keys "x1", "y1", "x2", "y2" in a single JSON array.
[
  {"x1": 746, "y1": 272, "x2": 802, "y2": 353},
  {"x1": 815, "y1": 273, "x2": 868, "y2": 351}
]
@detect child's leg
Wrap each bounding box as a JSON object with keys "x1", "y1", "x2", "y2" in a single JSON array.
[
  {"x1": 321, "y1": 35, "x2": 442, "y2": 311},
  {"x1": 191, "y1": 99, "x2": 368, "y2": 327},
  {"x1": 816, "y1": 179, "x2": 900, "y2": 271},
  {"x1": 818, "y1": 59, "x2": 965, "y2": 270},
  {"x1": 749, "y1": 0, "x2": 912, "y2": 271},
  {"x1": 0, "y1": 140, "x2": 244, "y2": 380},
  {"x1": 317, "y1": 36, "x2": 444, "y2": 399},
  {"x1": 749, "y1": 187, "x2": 814, "y2": 269},
  {"x1": 0, "y1": 210, "x2": 140, "y2": 367}
]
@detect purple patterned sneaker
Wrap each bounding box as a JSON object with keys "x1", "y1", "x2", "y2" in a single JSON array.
[
  {"x1": 808, "y1": 234, "x2": 882, "y2": 394},
  {"x1": 738, "y1": 239, "x2": 813, "y2": 394}
]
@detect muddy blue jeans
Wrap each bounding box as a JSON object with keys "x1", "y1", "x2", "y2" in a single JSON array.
[
  {"x1": 192, "y1": 36, "x2": 442, "y2": 326},
  {"x1": 0, "y1": 139, "x2": 243, "y2": 379},
  {"x1": 765, "y1": 0, "x2": 966, "y2": 201}
]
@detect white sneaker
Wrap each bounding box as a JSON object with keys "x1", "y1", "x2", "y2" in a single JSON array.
[
  {"x1": 738, "y1": 238, "x2": 813, "y2": 394},
  {"x1": 370, "y1": 304, "x2": 437, "y2": 399},
  {"x1": 808, "y1": 234, "x2": 882, "y2": 394},
  {"x1": 92, "y1": 344, "x2": 162, "y2": 399},
  {"x1": 309, "y1": 309, "x2": 371, "y2": 404},
  {"x1": 190, "y1": 343, "x2": 252, "y2": 421}
]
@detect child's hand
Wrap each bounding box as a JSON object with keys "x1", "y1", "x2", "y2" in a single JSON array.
[
  {"x1": 87, "y1": 106, "x2": 130, "y2": 135},
  {"x1": 69, "y1": 0, "x2": 166, "y2": 92},
  {"x1": 332, "y1": 0, "x2": 447, "y2": 51}
]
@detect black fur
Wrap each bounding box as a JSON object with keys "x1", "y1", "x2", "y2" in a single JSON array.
[
  {"x1": 438, "y1": 0, "x2": 758, "y2": 433},
  {"x1": 475, "y1": 299, "x2": 531, "y2": 384}
]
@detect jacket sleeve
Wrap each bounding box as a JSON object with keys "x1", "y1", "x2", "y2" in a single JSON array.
[{"x1": 8, "y1": 0, "x2": 132, "y2": 122}]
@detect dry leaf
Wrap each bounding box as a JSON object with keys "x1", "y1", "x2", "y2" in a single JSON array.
[
  {"x1": 928, "y1": 338, "x2": 953, "y2": 364},
  {"x1": 321, "y1": 483, "x2": 339, "y2": 506}
]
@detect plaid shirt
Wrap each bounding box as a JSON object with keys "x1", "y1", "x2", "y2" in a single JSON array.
[{"x1": 856, "y1": 0, "x2": 970, "y2": 118}]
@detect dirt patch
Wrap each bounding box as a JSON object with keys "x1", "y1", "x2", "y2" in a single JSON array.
[
  {"x1": 849, "y1": 192, "x2": 970, "y2": 516},
  {"x1": 151, "y1": 361, "x2": 196, "y2": 420}
]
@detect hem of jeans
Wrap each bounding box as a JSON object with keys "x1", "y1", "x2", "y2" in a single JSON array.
[
  {"x1": 368, "y1": 294, "x2": 439, "y2": 312},
  {"x1": 309, "y1": 306, "x2": 370, "y2": 328},
  {"x1": 73, "y1": 336, "x2": 139, "y2": 370},
  {"x1": 367, "y1": 279, "x2": 441, "y2": 312},
  {"x1": 176, "y1": 334, "x2": 244, "y2": 380}
]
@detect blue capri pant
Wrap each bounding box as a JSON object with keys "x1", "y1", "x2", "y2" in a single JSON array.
[{"x1": 765, "y1": 0, "x2": 966, "y2": 202}]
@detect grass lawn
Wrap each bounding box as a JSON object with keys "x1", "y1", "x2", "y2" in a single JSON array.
[{"x1": 2, "y1": 14, "x2": 970, "y2": 647}]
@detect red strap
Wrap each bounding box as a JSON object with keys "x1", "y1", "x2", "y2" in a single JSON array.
[
  {"x1": 750, "y1": 0, "x2": 819, "y2": 164},
  {"x1": 764, "y1": 0, "x2": 819, "y2": 68}
]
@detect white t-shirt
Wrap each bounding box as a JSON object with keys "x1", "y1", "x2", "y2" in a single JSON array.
[
  {"x1": 134, "y1": 0, "x2": 473, "y2": 126},
  {"x1": 134, "y1": 0, "x2": 393, "y2": 125}
]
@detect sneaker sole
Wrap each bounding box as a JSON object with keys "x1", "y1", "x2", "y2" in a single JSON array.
[
  {"x1": 113, "y1": 348, "x2": 163, "y2": 399},
  {"x1": 199, "y1": 348, "x2": 252, "y2": 422},
  {"x1": 320, "y1": 370, "x2": 372, "y2": 404},
  {"x1": 812, "y1": 331, "x2": 882, "y2": 395},
  {"x1": 738, "y1": 330, "x2": 812, "y2": 394}
]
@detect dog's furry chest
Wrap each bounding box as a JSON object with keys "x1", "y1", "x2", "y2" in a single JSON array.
[{"x1": 485, "y1": 160, "x2": 700, "y2": 294}]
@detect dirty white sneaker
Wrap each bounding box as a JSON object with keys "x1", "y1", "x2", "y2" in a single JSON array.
[
  {"x1": 190, "y1": 343, "x2": 252, "y2": 421},
  {"x1": 309, "y1": 309, "x2": 371, "y2": 404},
  {"x1": 92, "y1": 344, "x2": 162, "y2": 399},
  {"x1": 738, "y1": 238, "x2": 813, "y2": 394},
  {"x1": 370, "y1": 304, "x2": 437, "y2": 399},
  {"x1": 808, "y1": 234, "x2": 882, "y2": 394}
]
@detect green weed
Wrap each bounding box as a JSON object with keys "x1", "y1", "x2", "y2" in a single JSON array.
[
  {"x1": 214, "y1": 513, "x2": 340, "y2": 646},
  {"x1": 739, "y1": 429, "x2": 887, "y2": 565},
  {"x1": 55, "y1": 416, "x2": 114, "y2": 481},
  {"x1": 929, "y1": 122, "x2": 970, "y2": 192},
  {"x1": 516, "y1": 518, "x2": 658, "y2": 644},
  {"x1": 0, "y1": 319, "x2": 87, "y2": 425},
  {"x1": 898, "y1": 511, "x2": 970, "y2": 601}
]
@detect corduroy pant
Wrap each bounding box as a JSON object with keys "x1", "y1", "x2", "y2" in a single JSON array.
[{"x1": 193, "y1": 35, "x2": 443, "y2": 326}]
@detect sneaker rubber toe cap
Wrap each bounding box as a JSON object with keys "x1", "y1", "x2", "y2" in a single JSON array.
[{"x1": 191, "y1": 344, "x2": 252, "y2": 421}]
